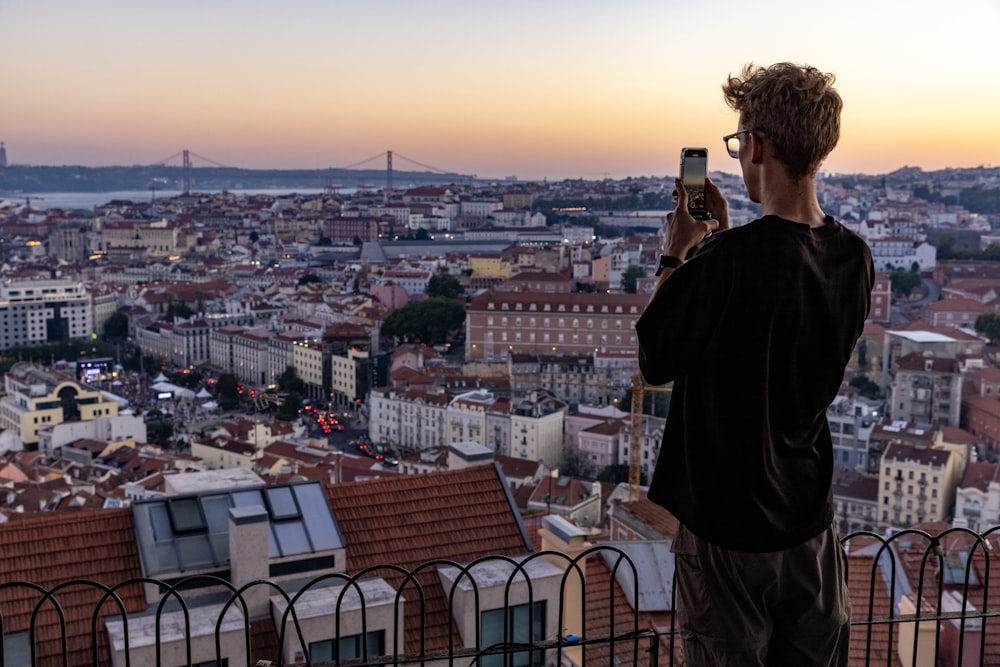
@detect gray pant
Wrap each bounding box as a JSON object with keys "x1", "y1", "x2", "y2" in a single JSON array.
[{"x1": 671, "y1": 523, "x2": 851, "y2": 667}]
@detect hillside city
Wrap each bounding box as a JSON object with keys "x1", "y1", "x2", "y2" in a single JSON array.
[{"x1": 3, "y1": 164, "x2": 1000, "y2": 664}]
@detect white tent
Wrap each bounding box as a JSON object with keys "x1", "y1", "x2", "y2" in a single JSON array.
[
  {"x1": 196, "y1": 388, "x2": 212, "y2": 399},
  {"x1": 153, "y1": 372, "x2": 168, "y2": 383},
  {"x1": 151, "y1": 381, "x2": 196, "y2": 401},
  {"x1": 200, "y1": 400, "x2": 219, "y2": 410}
]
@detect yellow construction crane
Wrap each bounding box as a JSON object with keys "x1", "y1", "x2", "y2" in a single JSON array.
[{"x1": 628, "y1": 372, "x2": 672, "y2": 501}]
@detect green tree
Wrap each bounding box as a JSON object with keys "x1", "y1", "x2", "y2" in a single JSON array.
[
  {"x1": 975, "y1": 312, "x2": 1000, "y2": 344},
  {"x1": 102, "y1": 311, "x2": 129, "y2": 341},
  {"x1": 298, "y1": 274, "x2": 321, "y2": 286},
  {"x1": 621, "y1": 265, "x2": 645, "y2": 294},
  {"x1": 889, "y1": 270, "x2": 922, "y2": 297},
  {"x1": 169, "y1": 369, "x2": 203, "y2": 389},
  {"x1": 166, "y1": 302, "x2": 194, "y2": 320},
  {"x1": 849, "y1": 375, "x2": 883, "y2": 400},
  {"x1": 276, "y1": 390, "x2": 303, "y2": 421},
  {"x1": 596, "y1": 463, "x2": 648, "y2": 486},
  {"x1": 558, "y1": 445, "x2": 595, "y2": 480},
  {"x1": 381, "y1": 298, "x2": 466, "y2": 345},
  {"x1": 277, "y1": 365, "x2": 306, "y2": 395},
  {"x1": 215, "y1": 373, "x2": 241, "y2": 410},
  {"x1": 426, "y1": 274, "x2": 464, "y2": 299},
  {"x1": 618, "y1": 387, "x2": 671, "y2": 416},
  {"x1": 146, "y1": 419, "x2": 174, "y2": 448}
]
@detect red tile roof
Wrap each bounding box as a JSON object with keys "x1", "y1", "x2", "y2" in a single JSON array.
[
  {"x1": 583, "y1": 554, "x2": 677, "y2": 666},
  {"x1": 0, "y1": 509, "x2": 145, "y2": 665},
  {"x1": 324, "y1": 464, "x2": 531, "y2": 653}
]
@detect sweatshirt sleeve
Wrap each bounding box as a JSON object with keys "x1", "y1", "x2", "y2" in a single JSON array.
[{"x1": 635, "y1": 242, "x2": 733, "y2": 386}]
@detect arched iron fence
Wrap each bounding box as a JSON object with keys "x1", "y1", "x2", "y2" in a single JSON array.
[{"x1": 2, "y1": 528, "x2": 999, "y2": 667}]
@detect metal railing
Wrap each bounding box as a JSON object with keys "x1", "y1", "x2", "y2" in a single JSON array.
[{"x1": 2, "y1": 528, "x2": 999, "y2": 667}]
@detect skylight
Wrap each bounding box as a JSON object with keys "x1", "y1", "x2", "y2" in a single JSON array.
[{"x1": 133, "y1": 481, "x2": 343, "y2": 576}]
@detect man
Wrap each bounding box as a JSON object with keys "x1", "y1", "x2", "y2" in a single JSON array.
[{"x1": 636, "y1": 63, "x2": 874, "y2": 666}]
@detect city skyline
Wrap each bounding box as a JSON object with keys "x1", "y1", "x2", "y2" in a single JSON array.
[{"x1": 2, "y1": 0, "x2": 999, "y2": 181}]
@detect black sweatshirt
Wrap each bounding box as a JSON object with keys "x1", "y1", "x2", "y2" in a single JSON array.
[{"x1": 636, "y1": 215, "x2": 874, "y2": 552}]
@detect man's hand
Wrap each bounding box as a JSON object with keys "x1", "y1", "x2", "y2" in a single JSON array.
[
  {"x1": 665, "y1": 178, "x2": 720, "y2": 259},
  {"x1": 704, "y1": 177, "x2": 730, "y2": 231}
]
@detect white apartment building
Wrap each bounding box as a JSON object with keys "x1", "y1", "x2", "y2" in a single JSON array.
[
  {"x1": 171, "y1": 319, "x2": 211, "y2": 368},
  {"x1": 378, "y1": 270, "x2": 431, "y2": 298},
  {"x1": 231, "y1": 328, "x2": 272, "y2": 386},
  {"x1": 867, "y1": 237, "x2": 937, "y2": 272},
  {"x1": 578, "y1": 420, "x2": 624, "y2": 471},
  {"x1": 369, "y1": 386, "x2": 450, "y2": 450},
  {"x1": 37, "y1": 413, "x2": 147, "y2": 457},
  {"x1": 137, "y1": 320, "x2": 174, "y2": 362},
  {"x1": 459, "y1": 199, "x2": 502, "y2": 219},
  {"x1": 268, "y1": 331, "x2": 307, "y2": 387},
  {"x1": 447, "y1": 391, "x2": 500, "y2": 449},
  {"x1": 827, "y1": 394, "x2": 882, "y2": 471},
  {"x1": 508, "y1": 392, "x2": 566, "y2": 467},
  {"x1": 954, "y1": 460, "x2": 1000, "y2": 533},
  {"x1": 0, "y1": 278, "x2": 94, "y2": 351}
]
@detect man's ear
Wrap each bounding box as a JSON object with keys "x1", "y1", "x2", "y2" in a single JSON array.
[{"x1": 750, "y1": 132, "x2": 765, "y2": 164}]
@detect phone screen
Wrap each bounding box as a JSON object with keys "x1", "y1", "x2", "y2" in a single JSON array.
[{"x1": 681, "y1": 148, "x2": 708, "y2": 217}]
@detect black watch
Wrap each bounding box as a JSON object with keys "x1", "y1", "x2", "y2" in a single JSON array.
[{"x1": 654, "y1": 254, "x2": 683, "y2": 276}]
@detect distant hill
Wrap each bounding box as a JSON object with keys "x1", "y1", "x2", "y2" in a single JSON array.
[{"x1": 0, "y1": 164, "x2": 473, "y2": 194}]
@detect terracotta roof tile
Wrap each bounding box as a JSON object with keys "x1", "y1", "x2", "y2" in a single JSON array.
[
  {"x1": 584, "y1": 554, "x2": 677, "y2": 666},
  {"x1": 0, "y1": 508, "x2": 145, "y2": 665},
  {"x1": 325, "y1": 465, "x2": 531, "y2": 653}
]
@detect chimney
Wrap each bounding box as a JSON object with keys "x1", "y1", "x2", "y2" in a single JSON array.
[
  {"x1": 539, "y1": 515, "x2": 590, "y2": 666},
  {"x1": 228, "y1": 505, "x2": 269, "y2": 617}
]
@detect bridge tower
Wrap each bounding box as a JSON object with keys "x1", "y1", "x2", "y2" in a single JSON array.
[
  {"x1": 386, "y1": 150, "x2": 393, "y2": 193},
  {"x1": 182, "y1": 149, "x2": 192, "y2": 195}
]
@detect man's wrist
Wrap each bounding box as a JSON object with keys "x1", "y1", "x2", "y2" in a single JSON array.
[{"x1": 654, "y1": 254, "x2": 683, "y2": 276}]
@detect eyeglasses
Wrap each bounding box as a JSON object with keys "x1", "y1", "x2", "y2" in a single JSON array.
[{"x1": 723, "y1": 130, "x2": 751, "y2": 159}]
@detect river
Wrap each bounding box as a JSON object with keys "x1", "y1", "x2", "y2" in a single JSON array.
[{"x1": 1, "y1": 188, "x2": 332, "y2": 210}]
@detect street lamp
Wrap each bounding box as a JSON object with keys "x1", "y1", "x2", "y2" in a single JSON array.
[{"x1": 546, "y1": 467, "x2": 559, "y2": 514}]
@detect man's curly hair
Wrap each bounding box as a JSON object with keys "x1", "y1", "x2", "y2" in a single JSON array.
[{"x1": 722, "y1": 62, "x2": 842, "y2": 180}]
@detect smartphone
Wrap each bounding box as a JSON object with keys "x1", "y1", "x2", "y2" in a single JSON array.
[{"x1": 680, "y1": 147, "x2": 709, "y2": 219}]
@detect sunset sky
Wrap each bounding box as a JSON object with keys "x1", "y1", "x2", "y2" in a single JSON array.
[{"x1": 2, "y1": 0, "x2": 998, "y2": 181}]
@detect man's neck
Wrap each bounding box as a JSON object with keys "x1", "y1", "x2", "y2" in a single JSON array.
[{"x1": 758, "y1": 167, "x2": 826, "y2": 228}]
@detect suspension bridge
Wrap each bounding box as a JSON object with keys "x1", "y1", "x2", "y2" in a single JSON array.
[{"x1": 150, "y1": 149, "x2": 475, "y2": 195}]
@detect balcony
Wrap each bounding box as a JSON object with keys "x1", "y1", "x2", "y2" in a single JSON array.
[{"x1": 2, "y1": 527, "x2": 999, "y2": 667}]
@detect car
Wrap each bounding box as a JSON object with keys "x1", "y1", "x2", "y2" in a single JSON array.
[{"x1": 334, "y1": 424, "x2": 345, "y2": 431}]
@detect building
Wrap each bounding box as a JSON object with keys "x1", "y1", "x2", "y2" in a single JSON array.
[
  {"x1": 0, "y1": 362, "x2": 119, "y2": 449},
  {"x1": 507, "y1": 391, "x2": 567, "y2": 466},
  {"x1": 465, "y1": 290, "x2": 646, "y2": 362},
  {"x1": 877, "y1": 437, "x2": 968, "y2": 530},
  {"x1": 369, "y1": 386, "x2": 450, "y2": 451},
  {"x1": 954, "y1": 460, "x2": 1000, "y2": 532},
  {"x1": 831, "y1": 468, "x2": 879, "y2": 534},
  {"x1": 0, "y1": 278, "x2": 94, "y2": 351},
  {"x1": 888, "y1": 352, "x2": 963, "y2": 427},
  {"x1": 827, "y1": 394, "x2": 882, "y2": 471}
]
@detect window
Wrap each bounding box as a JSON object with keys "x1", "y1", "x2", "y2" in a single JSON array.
[
  {"x1": 481, "y1": 602, "x2": 546, "y2": 667},
  {"x1": 310, "y1": 631, "x2": 385, "y2": 662}
]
